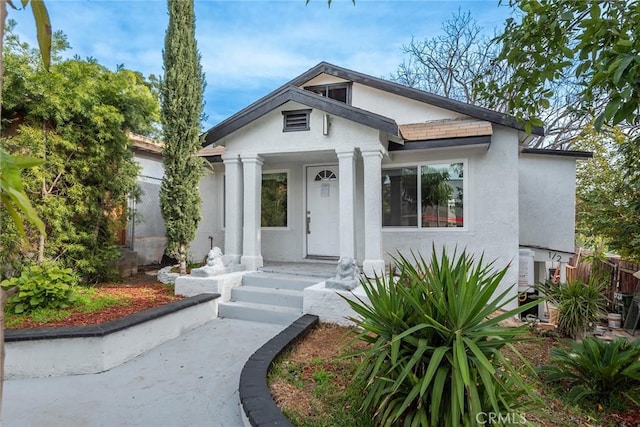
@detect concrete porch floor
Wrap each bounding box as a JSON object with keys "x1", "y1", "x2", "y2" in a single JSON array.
[{"x1": 260, "y1": 260, "x2": 337, "y2": 278}]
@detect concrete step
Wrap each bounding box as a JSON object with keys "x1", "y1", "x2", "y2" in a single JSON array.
[
  {"x1": 242, "y1": 272, "x2": 323, "y2": 291},
  {"x1": 260, "y1": 263, "x2": 336, "y2": 279},
  {"x1": 217, "y1": 301, "x2": 302, "y2": 325},
  {"x1": 231, "y1": 286, "x2": 303, "y2": 309}
]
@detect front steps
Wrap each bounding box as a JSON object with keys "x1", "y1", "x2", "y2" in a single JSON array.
[{"x1": 218, "y1": 271, "x2": 329, "y2": 324}]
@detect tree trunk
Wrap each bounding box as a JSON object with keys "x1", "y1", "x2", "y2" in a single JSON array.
[
  {"x1": 179, "y1": 243, "x2": 187, "y2": 275},
  {"x1": 1, "y1": 3, "x2": 8, "y2": 425}
]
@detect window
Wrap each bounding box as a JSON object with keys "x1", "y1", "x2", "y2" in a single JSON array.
[
  {"x1": 283, "y1": 109, "x2": 310, "y2": 132},
  {"x1": 382, "y1": 168, "x2": 418, "y2": 226},
  {"x1": 261, "y1": 172, "x2": 288, "y2": 227},
  {"x1": 382, "y1": 162, "x2": 464, "y2": 228},
  {"x1": 304, "y1": 83, "x2": 352, "y2": 104}
]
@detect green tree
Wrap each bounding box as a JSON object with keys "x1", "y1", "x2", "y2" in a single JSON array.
[
  {"x1": 1, "y1": 28, "x2": 160, "y2": 282},
  {"x1": 485, "y1": 0, "x2": 640, "y2": 259},
  {"x1": 159, "y1": 0, "x2": 205, "y2": 275},
  {"x1": 574, "y1": 127, "x2": 640, "y2": 261},
  {"x1": 484, "y1": 0, "x2": 639, "y2": 132}
]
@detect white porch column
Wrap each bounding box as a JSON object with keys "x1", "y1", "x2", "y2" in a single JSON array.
[
  {"x1": 361, "y1": 149, "x2": 385, "y2": 277},
  {"x1": 222, "y1": 154, "x2": 243, "y2": 264},
  {"x1": 336, "y1": 149, "x2": 355, "y2": 259},
  {"x1": 240, "y1": 155, "x2": 263, "y2": 270}
]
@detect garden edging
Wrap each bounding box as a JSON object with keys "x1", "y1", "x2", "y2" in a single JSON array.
[
  {"x1": 239, "y1": 314, "x2": 319, "y2": 427},
  {"x1": 5, "y1": 293, "x2": 220, "y2": 379}
]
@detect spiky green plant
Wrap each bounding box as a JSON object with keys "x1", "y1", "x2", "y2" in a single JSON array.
[
  {"x1": 538, "y1": 337, "x2": 640, "y2": 408},
  {"x1": 343, "y1": 248, "x2": 539, "y2": 427},
  {"x1": 537, "y1": 279, "x2": 606, "y2": 339}
]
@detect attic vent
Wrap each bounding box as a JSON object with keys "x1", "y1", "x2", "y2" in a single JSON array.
[{"x1": 283, "y1": 109, "x2": 311, "y2": 132}]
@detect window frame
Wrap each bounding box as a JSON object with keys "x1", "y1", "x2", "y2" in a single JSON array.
[
  {"x1": 381, "y1": 159, "x2": 467, "y2": 230},
  {"x1": 282, "y1": 109, "x2": 311, "y2": 132},
  {"x1": 261, "y1": 169, "x2": 290, "y2": 230},
  {"x1": 304, "y1": 82, "x2": 352, "y2": 105}
]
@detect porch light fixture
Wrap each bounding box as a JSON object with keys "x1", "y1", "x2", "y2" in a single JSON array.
[{"x1": 323, "y1": 114, "x2": 330, "y2": 136}]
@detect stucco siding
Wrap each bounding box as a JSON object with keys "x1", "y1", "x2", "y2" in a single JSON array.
[
  {"x1": 191, "y1": 165, "x2": 225, "y2": 262},
  {"x1": 519, "y1": 155, "x2": 577, "y2": 253},
  {"x1": 297, "y1": 74, "x2": 468, "y2": 124},
  {"x1": 221, "y1": 101, "x2": 381, "y2": 157},
  {"x1": 135, "y1": 153, "x2": 164, "y2": 181},
  {"x1": 352, "y1": 83, "x2": 468, "y2": 124},
  {"x1": 381, "y1": 125, "x2": 521, "y2": 306}
]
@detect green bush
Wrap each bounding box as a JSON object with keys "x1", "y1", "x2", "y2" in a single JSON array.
[
  {"x1": 538, "y1": 337, "x2": 640, "y2": 409},
  {"x1": 537, "y1": 279, "x2": 605, "y2": 339},
  {"x1": 343, "y1": 248, "x2": 538, "y2": 427},
  {"x1": 1, "y1": 262, "x2": 79, "y2": 314}
]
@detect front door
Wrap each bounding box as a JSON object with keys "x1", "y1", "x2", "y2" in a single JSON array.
[{"x1": 306, "y1": 165, "x2": 339, "y2": 257}]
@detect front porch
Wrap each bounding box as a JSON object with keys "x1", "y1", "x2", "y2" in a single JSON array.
[{"x1": 221, "y1": 148, "x2": 387, "y2": 277}]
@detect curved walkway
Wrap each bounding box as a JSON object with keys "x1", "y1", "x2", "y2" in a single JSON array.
[{"x1": 4, "y1": 318, "x2": 286, "y2": 427}]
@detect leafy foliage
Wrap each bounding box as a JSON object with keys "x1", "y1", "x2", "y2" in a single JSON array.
[
  {"x1": 485, "y1": 0, "x2": 640, "y2": 260},
  {"x1": 159, "y1": 0, "x2": 206, "y2": 275},
  {"x1": 573, "y1": 127, "x2": 640, "y2": 260},
  {"x1": 0, "y1": 146, "x2": 44, "y2": 238},
  {"x1": 538, "y1": 338, "x2": 640, "y2": 409},
  {"x1": 486, "y1": 0, "x2": 639, "y2": 131},
  {"x1": 536, "y1": 279, "x2": 605, "y2": 339},
  {"x1": 0, "y1": 27, "x2": 159, "y2": 281},
  {"x1": 1, "y1": 262, "x2": 78, "y2": 314},
  {"x1": 344, "y1": 248, "x2": 538, "y2": 426}
]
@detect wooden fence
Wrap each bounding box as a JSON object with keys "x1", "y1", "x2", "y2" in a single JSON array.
[{"x1": 566, "y1": 253, "x2": 640, "y2": 310}]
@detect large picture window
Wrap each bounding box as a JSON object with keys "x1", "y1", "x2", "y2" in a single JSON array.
[
  {"x1": 382, "y1": 162, "x2": 464, "y2": 228},
  {"x1": 261, "y1": 172, "x2": 288, "y2": 227}
]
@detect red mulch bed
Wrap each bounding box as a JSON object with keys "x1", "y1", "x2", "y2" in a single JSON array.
[{"x1": 8, "y1": 271, "x2": 183, "y2": 329}]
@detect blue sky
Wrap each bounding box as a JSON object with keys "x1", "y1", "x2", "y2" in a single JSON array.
[{"x1": 8, "y1": 0, "x2": 514, "y2": 130}]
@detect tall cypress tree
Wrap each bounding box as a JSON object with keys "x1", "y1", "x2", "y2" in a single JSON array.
[{"x1": 159, "y1": 0, "x2": 205, "y2": 274}]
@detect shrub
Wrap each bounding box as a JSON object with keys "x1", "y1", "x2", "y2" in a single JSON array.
[
  {"x1": 1, "y1": 262, "x2": 79, "y2": 314},
  {"x1": 538, "y1": 337, "x2": 640, "y2": 409},
  {"x1": 537, "y1": 279, "x2": 605, "y2": 339},
  {"x1": 343, "y1": 248, "x2": 538, "y2": 427}
]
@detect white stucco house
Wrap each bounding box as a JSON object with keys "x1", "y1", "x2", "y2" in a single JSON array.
[{"x1": 191, "y1": 62, "x2": 590, "y2": 305}]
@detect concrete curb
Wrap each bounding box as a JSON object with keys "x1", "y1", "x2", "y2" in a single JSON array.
[{"x1": 239, "y1": 314, "x2": 319, "y2": 427}]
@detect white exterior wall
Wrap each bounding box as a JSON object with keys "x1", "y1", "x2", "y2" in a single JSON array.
[
  {"x1": 133, "y1": 152, "x2": 166, "y2": 265},
  {"x1": 519, "y1": 155, "x2": 577, "y2": 253},
  {"x1": 300, "y1": 74, "x2": 467, "y2": 124},
  {"x1": 190, "y1": 164, "x2": 226, "y2": 262},
  {"x1": 381, "y1": 125, "x2": 521, "y2": 307},
  {"x1": 136, "y1": 153, "x2": 164, "y2": 180},
  {"x1": 261, "y1": 162, "x2": 305, "y2": 261}
]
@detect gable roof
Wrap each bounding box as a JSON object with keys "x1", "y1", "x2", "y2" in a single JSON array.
[
  {"x1": 203, "y1": 61, "x2": 544, "y2": 146},
  {"x1": 286, "y1": 62, "x2": 544, "y2": 136},
  {"x1": 204, "y1": 85, "x2": 397, "y2": 145}
]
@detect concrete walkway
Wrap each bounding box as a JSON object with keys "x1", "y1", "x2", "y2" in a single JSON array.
[{"x1": 4, "y1": 318, "x2": 286, "y2": 427}]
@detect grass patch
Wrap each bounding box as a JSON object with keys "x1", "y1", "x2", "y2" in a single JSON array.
[
  {"x1": 4, "y1": 286, "x2": 131, "y2": 328},
  {"x1": 268, "y1": 325, "x2": 373, "y2": 427}
]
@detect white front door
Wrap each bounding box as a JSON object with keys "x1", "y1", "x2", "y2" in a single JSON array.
[{"x1": 306, "y1": 165, "x2": 339, "y2": 257}]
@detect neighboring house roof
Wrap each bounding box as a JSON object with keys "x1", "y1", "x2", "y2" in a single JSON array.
[
  {"x1": 129, "y1": 132, "x2": 163, "y2": 155},
  {"x1": 203, "y1": 62, "x2": 545, "y2": 147},
  {"x1": 129, "y1": 132, "x2": 225, "y2": 162},
  {"x1": 204, "y1": 85, "x2": 398, "y2": 145}
]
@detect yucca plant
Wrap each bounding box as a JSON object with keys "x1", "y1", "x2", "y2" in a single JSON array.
[
  {"x1": 343, "y1": 247, "x2": 539, "y2": 427},
  {"x1": 536, "y1": 279, "x2": 606, "y2": 339},
  {"x1": 538, "y1": 337, "x2": 640, "y2": 408}
]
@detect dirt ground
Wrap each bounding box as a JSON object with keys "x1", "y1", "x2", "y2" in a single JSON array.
[{"x1": 7, "y1": 270, "x2": 182, "y2": 329}]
